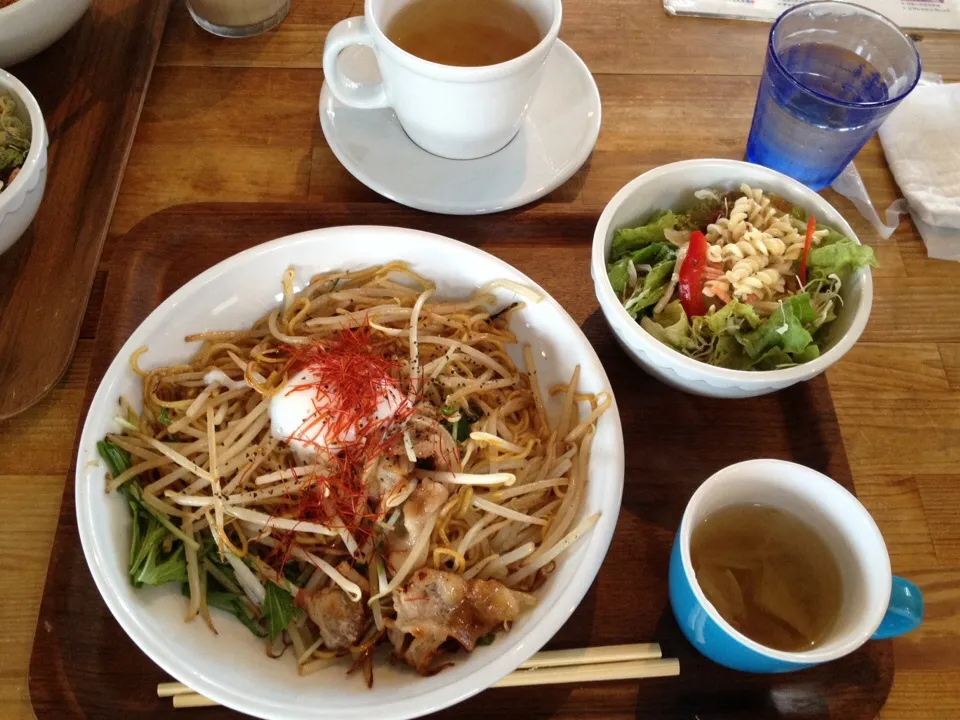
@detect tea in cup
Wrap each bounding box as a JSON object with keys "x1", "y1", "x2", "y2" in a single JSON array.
[
  {"x1": 669, "y1": 459, "x2": 923, "y2": 672},
  {"x1": 322, "y1": 0, "x2": 562, "y2": 160}
]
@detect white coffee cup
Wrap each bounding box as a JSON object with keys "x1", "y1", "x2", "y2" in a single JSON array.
[{"x1": 322, "y1": 0, "x2": 562, "y2": 160}]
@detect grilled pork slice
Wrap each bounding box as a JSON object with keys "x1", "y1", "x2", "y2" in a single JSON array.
[
  {"x1": 393, "y1": 568, "x2": 536, "y2": 674},
  {"x1": 387, "y1": 479, "x2": 449, "y2": 570},
  {"x1": 302, "y1": 586, "x2": 365, "y2": 650}
]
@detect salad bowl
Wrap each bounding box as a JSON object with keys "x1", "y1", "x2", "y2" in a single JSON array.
[{"x1": 0, "y1": 69, "x2": 47, "y2": 256}]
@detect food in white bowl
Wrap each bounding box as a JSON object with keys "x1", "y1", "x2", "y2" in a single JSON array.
[
  {"x1": 606, "y1": 184, "x2": 876, "y2": 371},
  {"x1": 0, "y1": 69, "x2": 46, "y2": 256},
  {"x1": 97, "y1": 262, "x2": 608, "y2": 676},
  {"x1": 0, "y1": 0, "x2": 90, "y2": 68},
  {"x1": 78, "y1": 226, "x2": 624, "y2": 720},
  {"x1": 0, "y1": 91, "x2": 30, "y2": 191},
  {"x1": 592, "y1": 159, "x2": 874, "y2": 398}
]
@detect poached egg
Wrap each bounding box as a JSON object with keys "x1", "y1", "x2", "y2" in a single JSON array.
[{"x1": 269, "y1": 366, "x2": 407, "y2": 457}]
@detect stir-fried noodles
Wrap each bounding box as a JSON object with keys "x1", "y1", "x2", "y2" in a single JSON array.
[{"x1": 98, "y1": 262, "x2": 610, "y2": 683}]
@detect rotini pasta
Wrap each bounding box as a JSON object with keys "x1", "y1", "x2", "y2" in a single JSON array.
[
  {"x1": 730, "y1": 261, "x2": 791, "y2": 301},
  {"x1": 701, "y1": 186, "x2": 839, "y2": 304},
  {"x1": 725, "y1": 253, "x2": 768, "y2": 285},
  {"x1": 764, "y1": 217, "x2": 800, "y2": 240},
  {"x1": 706, "y1": 229, "x2": 793, "y2": 264},
  {"x1": 738, "y1": 184, "x2": 779, "y2": 231}
]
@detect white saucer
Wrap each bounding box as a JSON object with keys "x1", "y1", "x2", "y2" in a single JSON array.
[{"x1": 319, "y1": 41, "x2": 601, "y2": 215}]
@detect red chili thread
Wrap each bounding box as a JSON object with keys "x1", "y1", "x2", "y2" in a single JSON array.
[{"x1": 268, "y1": 326, "x2": 420, "y2": 556}]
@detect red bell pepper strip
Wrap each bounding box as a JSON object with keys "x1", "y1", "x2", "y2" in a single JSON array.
[
  {"x1": 678, "y1": 230, "x2": 708, "y2": 317},
  {"x1": 798, "y1": 214, "x2": 817, "y2": 286}
]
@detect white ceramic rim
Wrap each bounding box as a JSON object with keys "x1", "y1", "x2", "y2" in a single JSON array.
[
  {"x1": 0, "y1": 0, "x2": 42, "y2": 17},
  {"x1": 76, "y1": 226, "x2": 625, "y2": 720},
  {"x1": 678, "y1": 459, "x2": 891, "y2": 663},
  {"x1": 364, "y1": 0, "x2": 562, "y2": 82},
  {"x1": 591, "y1": 159, "x2": 874, "y2": 386},
  {"x1": 318, "y1": 40, "x2": 601, "y2": 216},
  {"x1": 0, "y1": 69, "x2": 45, "y2": 214}
]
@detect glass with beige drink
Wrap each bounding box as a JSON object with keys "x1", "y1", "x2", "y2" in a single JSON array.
[{"x1": 187, "y1": 0, "x2": 291, "y2": 38}]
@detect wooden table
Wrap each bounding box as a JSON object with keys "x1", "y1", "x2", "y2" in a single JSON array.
[{"x1": 4, "y1": 0, "x2": 960, "y2": 717}]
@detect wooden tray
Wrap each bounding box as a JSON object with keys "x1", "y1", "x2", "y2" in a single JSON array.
[
  {"x1": 0, "y1": 0, "x2": 172, "y2": 420},
  {"x1": 29, "y1": 203, "x2": 892, "y2": 719}
]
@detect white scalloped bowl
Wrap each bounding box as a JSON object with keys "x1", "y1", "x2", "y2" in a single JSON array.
[
  {"x1": 592, "y1": 159, "x2": 873, "y2": 399},
  {"x1": 0, "y1": 69, "x2": 47, "y2": 256},
  {"x1": 77, "y1": 226, "x2": 625, "y2": 720},
  {"x1": 0, "y1": 0, "x2": 90, "y2": 68}
]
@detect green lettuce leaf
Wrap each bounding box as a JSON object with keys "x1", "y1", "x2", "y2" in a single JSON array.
[
  {"x1": 750, "y1": 346, "x2": 794, "y2": 370},
  {"x1": 610, "y1": 211, "x2": 678, "y2": 260},
  {"x1": 807, "y1": 238, "x2": 877, "y2": 279},
  {"x1": 623, "y1": 259, "x2": 675, "y2": 318},
  {"x1": 703, "y1": 300, "x2": 762, "y2": 335},
  {"x1": 644, "y1": 259, "x2": 674, "y2": 290},
  {"x1": 791, "y1": 344, "x2": 821, "y2": 364},
  {"x1": 738, "y1": 294, "x2": 819, "y2": 360},
  {"x1": 641, "y1": 301, "x2": 694, "y2": 350},
  {"x1": 608, "y1": 244, "x2": 676, "y2": 297},
  {"x1": 629, "y1": 242, "x2": 675, "y2": 266},
  {"x1": 607, "y1": 258, "x2": 631, "y2": 295},
  {"x1": 625, "y1": 286, "x2": 665, "y2": 318},
  {"x1": 749, "y1": 340, "x2": 822, "y2": 370},
  {"x1": 815, "y1": 226, "x2": 849, "y2": 247},
  {"x1": 0, "y1": 146, "x2": 26, "y2": 172},
  {"x1": 709, "y1": 334, "x2": 750, "y2": 369}
]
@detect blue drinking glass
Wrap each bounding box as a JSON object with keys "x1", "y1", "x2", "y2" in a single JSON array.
[{"x1": 746, "y1": 1, "x2": 921, "y2": 190}]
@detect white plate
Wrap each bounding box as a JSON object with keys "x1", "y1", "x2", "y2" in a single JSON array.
[
  {"x1": 77, "y1": 226, "x2": 624, "y2": 720},
  {"x1": 319, "y1": 41, "x2": 601, "y2": 215}
]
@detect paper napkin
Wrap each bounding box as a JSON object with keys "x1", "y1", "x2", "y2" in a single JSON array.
[{"x1": 879, "y1": 81, "x2": 960, "y2": 259}]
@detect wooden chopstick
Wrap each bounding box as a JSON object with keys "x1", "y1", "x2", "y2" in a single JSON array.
[
  {"x1": 158, "y1": 643, "x2": 678, "y2": 708},
  {"x1": 173, "y1": 694, "x2": 220, "y2": 709},
  {"x1": 517, "y1": 642, "x2": 661, "y2": 669},
  {"x1": 493, "y1": 657, "x2": 679, "y2": 688},
  {"x1": 158, "y1": 683, "x2": 197, "y2": 698}
]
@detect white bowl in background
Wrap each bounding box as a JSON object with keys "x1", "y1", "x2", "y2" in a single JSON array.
[
  {"x1": 0, "y1": 0, "x2": 90, "y2": 68},
  {"x1": 592, "y1": 159, "x2": 873, "y2": 399},
  {"x1": 0, "y1": 68, "x2": 47, "y2": 255},
  {"x1": 77, "y1": 226, "x2": 625, "y2": 720}
]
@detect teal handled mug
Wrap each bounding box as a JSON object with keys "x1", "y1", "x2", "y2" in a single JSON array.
[{"x1": 669, "y1": 459, "x2": 923, "y2": 672}]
